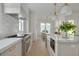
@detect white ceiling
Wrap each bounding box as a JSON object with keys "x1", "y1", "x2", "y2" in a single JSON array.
[{"x1": 23, "y1": 3, "x2": 79, "y2": 16}]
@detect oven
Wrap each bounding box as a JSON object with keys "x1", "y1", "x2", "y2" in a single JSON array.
[
  {"x1": 47, "y1": 36, "x2": 55, "y2": 56},
  {"x1": 50, "y1": 38, "x2": 55, "y2": 52}
]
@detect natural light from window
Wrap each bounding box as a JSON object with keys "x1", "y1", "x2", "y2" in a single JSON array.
[
  {"x1": 40, "y1": 23, "x2": 51, "y2": 34},
  {"x1": 19, "y1": 20, "x2": 24, "y2": 32}
]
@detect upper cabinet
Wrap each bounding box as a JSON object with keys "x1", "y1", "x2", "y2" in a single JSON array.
[
  {"x1": 3, "y1": 3, "x2": 30, "y2": 19},
  {"x1": 4, "y1": 3, "x2": 21, "y2": 14},
  {"x1": 3, "y1": 3, "x2": 30, "y2": 33}
]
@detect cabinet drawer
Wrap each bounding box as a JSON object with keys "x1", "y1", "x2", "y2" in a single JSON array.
[{"x1": 58, "y1": 44, "x2": 77, "y2": 56}]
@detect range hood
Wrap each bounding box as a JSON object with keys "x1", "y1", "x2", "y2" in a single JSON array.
[
  {"x1": 6, "y1": 13, "x2": 26, "y2": 20},
  {"x1": 6, "y1": 13, "x2": 19, "y2": 19}
]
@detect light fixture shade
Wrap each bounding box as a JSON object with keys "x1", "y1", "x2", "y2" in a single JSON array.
[
  {"x1": 52, "y1": 15, "x2": 65, "y2": 21},
  {"x1": 52, "y1": 15, "x2": 58, "y2": 21},
  {"x1": 60, "y1": 5, "x2": 72, "y2": 17}
]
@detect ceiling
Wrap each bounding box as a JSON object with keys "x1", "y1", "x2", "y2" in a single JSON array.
[{"x1": 23, "y1": 3, "x2": 79, "y2": 16}]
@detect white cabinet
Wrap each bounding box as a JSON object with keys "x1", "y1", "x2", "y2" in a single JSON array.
[
  {"x1": 15, "y1": 40, "x2": 22, "y2": 56},
  {"x1": 0, "y1": 40, "x2": 22, "y2": 56},
  {"x1": 77, "y1": 44, "x2": 79, "y2": 55},
  {"x1": 57, "y1": 43, "x2": 78, "y2": 56},
  {"x1": 4, "y1": 3, "x2": 20, "y2": 14},
  {"x1": 1, "y1": 44, "x2": 17, "y2": 56}
]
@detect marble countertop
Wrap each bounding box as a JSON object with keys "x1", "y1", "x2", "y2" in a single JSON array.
[
  {"x1": 0, "y1": 33, "x2": 32, "y2": 53},
  {"x1": 0, "y1": 38, "x2": 22, "y2": 53},
  {"x1": 0, "y1": 33, "x2": 32, "y2": 54},
  {"x1": 48, "y1": 35, "x2": 79, "y2": 44}
]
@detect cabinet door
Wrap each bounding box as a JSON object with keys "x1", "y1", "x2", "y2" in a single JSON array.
[
  {"x1": 77, "y1": 44, "x2": 79, "y2": 56},
  {"x1": 4, "y1": 3, "x2": 20, "y2": 14},
  {"x1": 1, "y1": 44, "x2": 17, "y2": 56},
  {"x1": 58, "y1": 44, "x2": 78, "y2": 56},
  {"x1": 16, "y1": 40, "x2": 22, "y2": 56}
]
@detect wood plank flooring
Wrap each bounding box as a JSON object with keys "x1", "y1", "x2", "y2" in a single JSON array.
[{"x1": 26, "y1": 39, "x2": 49, "y2": 56}]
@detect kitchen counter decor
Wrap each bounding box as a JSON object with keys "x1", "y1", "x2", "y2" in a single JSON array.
[{"x1": 58, "y1": 21, "x2": 76, "y2": 38}]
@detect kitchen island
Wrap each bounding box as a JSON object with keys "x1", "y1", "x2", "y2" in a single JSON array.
[{"x1": 47, "y1": 35, "x2": 79, "y2": 56}]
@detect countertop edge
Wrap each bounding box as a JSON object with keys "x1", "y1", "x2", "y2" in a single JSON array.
[{"x1": 0, "y1": 38, "x2": 22, "y2": 54}]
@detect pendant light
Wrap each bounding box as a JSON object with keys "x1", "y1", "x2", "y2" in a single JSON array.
[
  {"x1": 60, "y1": 3, "x2": 72, "y2": 17},
  {"x1": 52, "y1": 3, "x2": 59, "y2": 21}
]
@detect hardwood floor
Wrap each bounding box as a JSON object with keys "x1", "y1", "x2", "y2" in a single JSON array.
[{"x1": 26, "y1": 39, "x2": 49, "y2": 56}]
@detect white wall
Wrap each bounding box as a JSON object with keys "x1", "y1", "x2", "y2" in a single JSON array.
[
  {"x1": 30, "y1": 13, "x2": 55, "y2": 40},
  {"x1": 30, "y1": 11, "x2": 79, "y2": 40},
  {"x1": 29, "y1": 13, "x2": 36, "y2": 40},
  {"x1": 0, "y1": 4, "x2": 18, "y2": 38}
]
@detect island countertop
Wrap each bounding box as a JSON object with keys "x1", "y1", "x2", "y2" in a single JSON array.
[{"x1": 48, "y1": 35, "x2": 79, "y2": 44}]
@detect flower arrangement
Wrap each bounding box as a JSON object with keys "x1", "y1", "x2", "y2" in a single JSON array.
[{"x1": 58, "y1": 21, "x2": 76, "y2": 38}]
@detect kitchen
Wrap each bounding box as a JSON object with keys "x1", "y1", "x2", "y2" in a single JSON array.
[{"x1": 0, "y1": 3, "x2": 79, "y2": 56}]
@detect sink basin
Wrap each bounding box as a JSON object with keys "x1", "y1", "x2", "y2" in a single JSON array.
[{"x1": 6, "y1": 34, "x2": 28, "y2": 38}]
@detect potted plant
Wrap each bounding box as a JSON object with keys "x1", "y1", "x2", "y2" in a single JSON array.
[{"x1": 58, "y1": 21, "x2": 76, "y2": 38}]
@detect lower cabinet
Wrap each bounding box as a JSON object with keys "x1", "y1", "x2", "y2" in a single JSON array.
[
  {"x1": 77, "y1": 44, "x2": 79, "y2": 56},
  {"x1": 0, "y1": 40, "x2": 22, "y2": 56},
  {"x1": 1, "y1": 45, "x2": 17, "y2": 56},
  {"x1": 57, "y1": 43, "x2": 78, "y2": 56},
  {"x1": 16, "y1": 40, "x2": 22, "y2": 56}
]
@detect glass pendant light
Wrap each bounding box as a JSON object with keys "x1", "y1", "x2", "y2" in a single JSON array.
[
  {"x1": 60, "y1": 3, "x2": 72, "y2": 17},
  {"x1": 52, "y1": 3, "x2": 65, "y2": 21},
  {"x1": 52, "y1": 3, "x2": 58, "y2": 21}
]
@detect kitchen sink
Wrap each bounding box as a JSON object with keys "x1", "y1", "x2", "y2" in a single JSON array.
[{"x1": 5, "y1": 34, "x2": 28, "y2": 38}]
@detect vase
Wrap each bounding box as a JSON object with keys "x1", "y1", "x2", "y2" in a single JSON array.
[{"x1": 62, "y1": 32, "x2": 69, "y2": 39}]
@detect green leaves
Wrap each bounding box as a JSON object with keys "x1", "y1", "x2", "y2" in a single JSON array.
[{"x1": 58, "y1": 21, "x2": 76, "y2": 33}]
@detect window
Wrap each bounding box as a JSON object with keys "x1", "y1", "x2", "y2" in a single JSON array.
[
  {"x1": 19, "y1": 20, "x2": 24, "y2": 31},
  {"x1": 46, "y1": 23, "x2": 51, "y2": 34},
  {"x1": 40, "y1": 23, "x2": 51, "y2": 34},
  {"x1": 40, "y1": 23, "x2": 45, "y2": 33}
]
